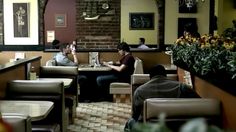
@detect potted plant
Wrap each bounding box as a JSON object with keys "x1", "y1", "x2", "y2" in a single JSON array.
[{"x1": 171, "y1": 33, "x2": 236, "y2": 93}]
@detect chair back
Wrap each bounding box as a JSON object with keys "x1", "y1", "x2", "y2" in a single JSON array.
[
  {"x1": 2, "y1": 113, "x2": 32, "y2": 132},
  {"x1": 6, "y1": 80, "x2": 65, "y2": 132},
  {"x1": 133, "y1": 57, "x2": 144, "y2": 74},
  {"x1": 143, "y1": 98, "x2": 222, "y2": 129},
  {"x1": 40, "y1": 65, "x2": 79, "y2": 105}
]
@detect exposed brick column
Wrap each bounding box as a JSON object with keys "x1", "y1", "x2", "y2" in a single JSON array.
[
  {"x1": 156, "y1": 0, "x2": 165, "y2": 50},
  {"x1": 76, "y1": 0, "x2": 120, "y2": 49},
  {"x1": 38, "y1": 0, "x2": 48, "y2": 45}
]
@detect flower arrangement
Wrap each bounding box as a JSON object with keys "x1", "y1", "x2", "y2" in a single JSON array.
[{"x1": 171, "y1": 32, "x2": 236, "y2": 92}]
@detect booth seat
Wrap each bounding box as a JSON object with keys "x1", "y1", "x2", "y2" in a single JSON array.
[
  {"x1": 5, "y1": 80, "x2": 66, "y2": 132},
  {"x1": 40, "y1": 64, "x2": 78, "y2": 124},
  {"x1": 2, "y1": 113, "x2": 32, "y2": 132},
  {"x1": 40, "y1": 65, "x2": 78, "y2": 102},
  {"x1": 130, "y1": 74, "x2": 222, "y2": 130},
  {"x1": 143, "y1": 98, "x2": 222, "y2": 130},
  {"x1": 109, "y1": 57, "x2": 144, "y2": 103}
]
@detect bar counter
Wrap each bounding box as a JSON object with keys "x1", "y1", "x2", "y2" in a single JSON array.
[
  {"x1": 0, "y1": 56, "x2": 41, "y2": 98},
  {"x1": 0, "y1": 56, "x2": 41, "y2": 72}
]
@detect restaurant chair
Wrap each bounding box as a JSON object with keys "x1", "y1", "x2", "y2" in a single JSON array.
[
  {"x1": 40, "y1": 64, "x2": 78, "y2": 124},
  {"x1": 143, "y1": 98, "x2": 222, "y2": 130},
  {"x1": 5, "y1": 80, "x2": 66, "y2": 132},
  {"x1": 109, "y1": 57, "x2": 144, "y2": 103},
  {"x1": 2, "y1": 113, "x2": 32, "y2": 132}
]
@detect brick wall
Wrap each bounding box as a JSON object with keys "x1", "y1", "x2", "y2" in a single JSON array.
[
  {"x1": 19, "y1": 0, "x2": 163, "y2": 49},
  {"x1": 75, "y1": 0, "x2": 120, "y2": 49},
  {"x1": 39, "y1": 0, "x2": 48, "y2": 45}
]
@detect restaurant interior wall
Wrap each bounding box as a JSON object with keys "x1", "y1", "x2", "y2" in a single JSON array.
[
  {"x1": 216, "y1": 0, "x2": 236, "y2": 35},
  {"x1": 0, "y1": 0, "x2": 236, "y2": 48},
  {"x1": 120, "y1": 0, "x2": 158, "y2": 46},
  {"x1": 164, "y1": 0, "x2": 210, "y2": 44},
  {"x1": 44, "y1": 0, "x2": 76, "y2": 44},
  {"x1": 0, "y1": 51, "x2": 170, "y2": 73}
]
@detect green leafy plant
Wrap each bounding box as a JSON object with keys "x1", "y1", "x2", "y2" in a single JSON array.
[
  {"x1": 171, "y1": 33, "x2": 236, "y2": 92},
  {"x1": 131, "y1": 113, "x2": 223, "y2": 132},
  {"x1": 131, "y1": 114, "x2": 172, "y2": 132}
]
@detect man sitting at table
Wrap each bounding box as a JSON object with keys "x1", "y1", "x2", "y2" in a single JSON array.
[
  {"x1": 54, "y1": 43, "x2": 88, "y2": 101},
  {"x1": 96, "y1": 42, "x2": 135, "y2": 101},
  {"x1": 54, "y1": 43, "x2": 78, "y2": 66}
]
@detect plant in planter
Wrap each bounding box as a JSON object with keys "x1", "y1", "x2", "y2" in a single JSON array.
[
  {"x1": 171, "y1": 33, "x2": 236, "y2": 92},
  {"x1": 131, "y1": 114, "x2": 223, "y2": 132}
]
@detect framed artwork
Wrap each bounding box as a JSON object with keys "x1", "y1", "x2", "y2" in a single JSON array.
[
  {"x1": 13, "y1": 3, "x2": 30, "y2": 37},
  {"x1": 3, "y1": 0, "x2": 39, "y2": 45},
  {"x1": 178, "y1": 18, "x2": 197, "y2": 38},
  {"x1": 55, "y1": 14, "x2": 67, "y2": 27},
  {"x1": 179, "y1": 1, "x2": 197, "y2": 13},
  {"x1": 129, "y1": 13, "x2": 154, "y2": 30}
]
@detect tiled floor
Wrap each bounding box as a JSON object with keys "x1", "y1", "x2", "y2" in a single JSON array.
[{"x1": 67, "y1": 102, "x2": 131, "y2": 132}]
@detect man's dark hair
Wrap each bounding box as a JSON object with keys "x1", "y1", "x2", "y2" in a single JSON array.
[
  {"x1": 52, "y1": 39, "x2": 60, "y2": 49},
  {"x1": 149, "y1": 65, "x2": 167, "y2": 78},
  {"x1": 140, "y1": 38, "x2": 145, "y2": 44},
  {"x1": 59, "y1": 43, "x2": 69, "y2": 52},
  {"x1": 52, "y1": 39, "x2": 60, "y2": 45},
  {"x1": 117, "y1": 42, "x2": 130, "y2": 52}
]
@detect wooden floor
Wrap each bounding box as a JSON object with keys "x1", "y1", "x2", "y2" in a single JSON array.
[{"x1": 67, "y1": 102, "x2": 131, "y2": 132}]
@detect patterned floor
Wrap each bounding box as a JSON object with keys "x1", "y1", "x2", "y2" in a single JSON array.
[{"x1": 67, "y1": 102, "x2": 131, "y2": 132}]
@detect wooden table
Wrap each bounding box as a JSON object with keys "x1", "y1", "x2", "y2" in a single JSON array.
[
  {"x1": 78, "y1": 64, "x2": 112, "y2": 72},
  {"x1": 0, "y1": 100, "x2": 54, "y2": 121},
  {"x1": 37, "y1": 78, "x2": 73, "y2": 88}
]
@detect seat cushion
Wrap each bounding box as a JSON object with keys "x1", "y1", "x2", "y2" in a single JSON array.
[
  {"x1": 109, "y1": 82, "x2": 130, "y2": 94},
  {"x1": 132, "y1": 74, "x2": 150, "y2": 85},
  {"x1": 110, "y1": 82, "x2": 130, "y2": 88}
]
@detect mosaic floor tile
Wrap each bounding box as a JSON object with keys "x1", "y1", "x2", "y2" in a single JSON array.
[{"x1": 67, "y1": 102, "x2": 131, "y2": 132}]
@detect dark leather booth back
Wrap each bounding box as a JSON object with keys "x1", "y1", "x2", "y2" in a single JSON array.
[
  {"x1": 40, "y1": 66, "x2": 78, "y2": 103},
  {"x1": 2, "y1": 113, "x2": 32, "y2": 132},
  {"x1": 5, "y1": 80, "x2": 65, "y2": 132},
  {"x1": 143, "y1": 98, "x2": 222, "y2": 130}
]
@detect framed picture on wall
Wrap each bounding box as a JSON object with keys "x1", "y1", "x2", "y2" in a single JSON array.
[
  {"x1": 129, "y1": 13, "x2": 154, "y2": 30},
  {"x1": 178, "y1": 18, "x2": 197, "y2": 38},
  {"x1": 13, "y1": 3, "x2": 30, "y2": 37},
  {"x1": 4, "y1": 0, "x2": 39, "y2": 45},
  {"x1": 55, "y1": 14, "x2": 67, "y2": 27},
  {"x1": 179, "y1": 1, "x2": 197, "y2": 13}
]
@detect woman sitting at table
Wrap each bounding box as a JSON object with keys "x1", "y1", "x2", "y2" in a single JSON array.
[{"x1": 96, "y1": 42, "x2": 135, "y2": 101}]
